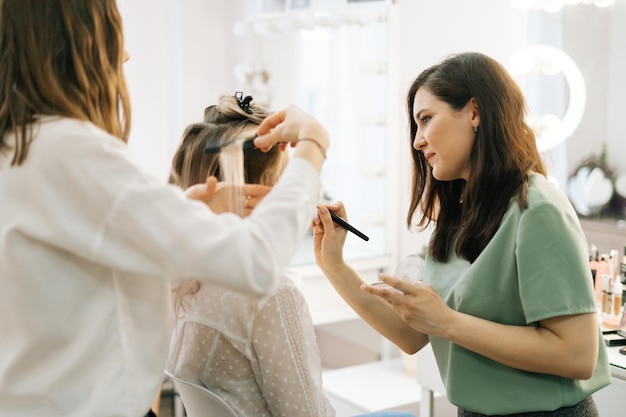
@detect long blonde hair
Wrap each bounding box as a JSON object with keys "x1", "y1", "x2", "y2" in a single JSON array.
[
  {"x1": 169, "y1": 95, "x2": 287, "y2": 318},
  {"x1": 0, "y1": 0, "x2": 131, "y2": 165}
]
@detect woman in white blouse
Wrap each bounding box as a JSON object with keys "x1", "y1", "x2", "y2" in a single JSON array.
[
  {"x1": 0, "y1": 2, "x2": 329, "y2": 417},
  {"x1": 166, "y1": 94, "x2": 336, "y2": 417}
]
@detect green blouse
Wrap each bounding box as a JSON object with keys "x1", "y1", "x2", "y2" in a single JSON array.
[{"x1": 423, "y1": 173, "x2": 610, "y2": 415}]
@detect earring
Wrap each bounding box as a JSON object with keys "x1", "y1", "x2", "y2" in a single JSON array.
[{"x1": 473, "y1": 126, "x2": 478, "y2": 133}]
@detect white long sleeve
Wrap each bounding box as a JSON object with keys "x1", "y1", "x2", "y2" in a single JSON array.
[{"x1": 0, "y1": 117, "x2": 321, "y2": 417}]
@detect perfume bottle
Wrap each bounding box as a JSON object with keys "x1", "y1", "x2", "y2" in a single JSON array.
[
  {"x1": 601, "y1": 274, "x2": 612, "y2": 315},
  {"x1": 589, "y1": 243, "x2": 599, "y2": 293},
  {"x1": 621, "y1": 245, "x2": 626, "y2": 283},
  {"x1": 611, "y1": 249, "x2": 620, "y2": 281},
  {"x1": 595, "y1": 254, "x2": 609, "y2": 304},
  {"x1": 613, "y1": 280, "x2": 623, "y2": 317}
]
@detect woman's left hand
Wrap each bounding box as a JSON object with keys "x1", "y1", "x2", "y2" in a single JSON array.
[
  {"x1": 185, "y1": 176, "x2": 270, "y2": 216},
  {"x1": 361, "y1": 274, "x2": 454, "y2": 337},
  {"x1": 365, "y1": 274, "x2": 599, "y2": 379}
]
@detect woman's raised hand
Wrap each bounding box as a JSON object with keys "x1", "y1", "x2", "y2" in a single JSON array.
[
  {"x1": 312, "y1": 202, "x2": 349, "y2": 272},
  {"x1": 254, "y1": 105, "x2": 329, "y2": 172}
]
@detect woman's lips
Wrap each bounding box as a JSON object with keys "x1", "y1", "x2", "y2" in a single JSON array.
[{"x1": 425, "y1": 152, "x2": 435, "y2": 165}]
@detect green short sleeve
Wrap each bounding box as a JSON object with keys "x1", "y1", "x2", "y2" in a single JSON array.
[{"x1": 516, "y1": 200, "x2": 596, "y2": 323}]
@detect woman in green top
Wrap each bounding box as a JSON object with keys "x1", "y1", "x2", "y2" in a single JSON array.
[{"x1": 313, "y1": 52, "x2": 610, "y2": 416}]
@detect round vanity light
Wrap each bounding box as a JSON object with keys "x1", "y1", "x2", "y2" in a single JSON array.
[{"x1": 510, "y1": 45, "x2": 586, "y2": 152}]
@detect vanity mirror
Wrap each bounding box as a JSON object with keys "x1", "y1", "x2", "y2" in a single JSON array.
[
  {"x1": 235, "y1": 0, "x2": 390, "y2": 265},
  {"x1": 568, "y1": 163, "x2": 614, "y2": 217},
  {"x1": 509, "y1": 3, "x2": 626, "y2": 221}
]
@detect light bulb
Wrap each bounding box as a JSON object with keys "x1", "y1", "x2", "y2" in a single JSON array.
[
  {"x1": 543, "y1": 0, "x2": 565, "y2": 12},
  {"x1": 593, "y1": 0, "x2": 615, "y2": 7},
  {"x1": 510, "y1": 50, "x2": 536, "y2": 75},
  {"x1": 511, "y1": 0, "x2": 538, "y2": 10}
]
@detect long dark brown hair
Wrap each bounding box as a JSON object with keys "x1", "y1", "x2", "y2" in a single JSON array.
[
  {"x1": 0, "y1": 0, "x2": 131, "y2": 165},
  {"x1": 406, "y1": 52, "x2": 546, "y2": 263}
]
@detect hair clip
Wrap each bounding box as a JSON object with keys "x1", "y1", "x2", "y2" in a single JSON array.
[
  {"x1": 234, "y1": 91, "x2": 253, "y2": 114},
  {"x1": 204, "y1": 135, "x2": 257, "y2": 154}
]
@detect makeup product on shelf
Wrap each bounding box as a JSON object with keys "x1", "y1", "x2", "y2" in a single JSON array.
[
  {"x1": 596, "y1": 254, "x2": 610, "y2": 304},
  {"x1": 603, "y1": 307, "x2": 626, "y2": 347},
  {"x1": 621, "y1": 245, "x2": 626, "y2": 283},
  {"x1": 590, "y1": 243, "x2": 599, "y2": 292},
  {"x1": 613, "y1": 280, "x2": 623, "y2": 317},
  {"x1": 611, "y1": 249, "x2": 620, "y2": 281},
  {"x1": 602, "y1": 274, "x2": 612, "y2": 316}
]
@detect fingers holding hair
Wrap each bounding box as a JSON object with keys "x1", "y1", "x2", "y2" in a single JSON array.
[{"x1": 254, "y1": 105, "x2": 329, "y2": 156}]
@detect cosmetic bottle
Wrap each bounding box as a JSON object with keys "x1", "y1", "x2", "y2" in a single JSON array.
[
  {"x1": 589, "y1": 244, "x2": 599, "y2": 293},
  {"x1": 611, "y1": 249, "x2": 620, "y2": 280},
  {"x1": 613, "y1": 280, "x2": 623, "y2": 317},
  {"x1": 601, "y1": 274, "x2": 611, "y2": 315},
  {"x1": 595, "y1": 255, "x2": 609, "y2": 304},
  {"x1": 621, "y1": 245, "x2": 626, "y2": 283}
]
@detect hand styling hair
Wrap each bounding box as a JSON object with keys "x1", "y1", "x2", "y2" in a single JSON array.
[{"x1": 169, "y1": 95, "x2": 284, "y2": 189}]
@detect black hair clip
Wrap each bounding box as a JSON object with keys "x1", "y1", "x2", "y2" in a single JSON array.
[
  {"x1": 204, "y1": 135, "x2": 257, "y2": 154},
  {"x1": 235, "y1": 91, "x2": 253, "y2": 114}
]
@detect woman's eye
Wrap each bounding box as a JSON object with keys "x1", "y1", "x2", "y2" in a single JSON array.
[{"x1": 421, "y1": 116, "x2": 431, "y2": 124}]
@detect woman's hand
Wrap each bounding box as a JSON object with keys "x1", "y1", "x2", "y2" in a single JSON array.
[
  {"x1": 362, "y1": 275, "x2": 454, "y2": 336},
  {"x1": 312, "y1": 202, "x2": 348, "y2": 272},
  {"x1": 364, "y1": 275, "x2": 599, "y2": 379},
  {"x1": 254, "y1": 105, "x2": 329, "y2": 172},
  {"x1": 185, "y1": 176, "x2": 270, "y2": 216}
]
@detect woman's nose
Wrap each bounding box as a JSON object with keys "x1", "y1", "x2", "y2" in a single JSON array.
[{"x1": 413, "y1": 135, "x2": 426, "y2": 151}]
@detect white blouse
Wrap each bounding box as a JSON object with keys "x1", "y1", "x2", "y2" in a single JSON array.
[
  {"x1": 167, "y1": 275, "x2": 335, "y2": 417},
  {"x1": 0, "y1": 117, "x2": 321, "y2": 417}
]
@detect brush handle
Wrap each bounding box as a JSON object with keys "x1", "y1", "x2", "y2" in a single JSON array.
[{"x1": 329, "y1": 212, "x2": 369, "y2": 241}]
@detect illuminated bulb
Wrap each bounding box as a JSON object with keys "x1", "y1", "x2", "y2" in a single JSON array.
[
  {"x1": 511, "y1": 0, "x2": 538, "y2": 10},
  {"x1": 298, "y1": 12, "x2": 317, "y2": 30},
  {"x1": 512, "y1": 45, "x2": 586, "y2": 151},
  {"x1": 593, "y1": 0, "x2": 615, "y2": 7},
  {"x1": 274, "y1": 17, "x2": 294, "y2": 33},
  {"x1": 232, "y1": 21, "x2": 249, "y2": 37},
  {"x1": 510, "y1": 50, "x2": 537, "y2": 75},
  {"x1": 251, "y1": 19, "x2": 271, "y2": 35},
  {"x1": 543, "y1": 0, "x2": 565, "y2": 12},
  {"x1": 540, "y1": 56, "x2": 561, "y2": 75},
  {"x1": 540, "y1": 114, "x2": 562, "y2": 134}
]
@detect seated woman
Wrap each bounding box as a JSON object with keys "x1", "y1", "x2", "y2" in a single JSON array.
[{"x1": 166, "y1": 94, "x2": 336, "y2": 417}]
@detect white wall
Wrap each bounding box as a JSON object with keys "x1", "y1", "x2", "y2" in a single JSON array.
[
  {"x1": 562, "y1": 5, "x2": 612, "y2": 175},
  {"x1": 606, "y1": 1, "x2": 626, "y2": 173},
  {"x1": 119, "y1": 0, "x2": 247, "y2": 180}
]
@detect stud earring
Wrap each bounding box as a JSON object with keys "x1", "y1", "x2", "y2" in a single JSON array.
[{"x1": 473, "y1": 126, "x2": 478, "y2": 133}]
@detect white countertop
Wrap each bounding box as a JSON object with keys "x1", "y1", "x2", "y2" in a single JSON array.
[{"x1": 606, "y1": 345, "x2": 626, "y2": 379}]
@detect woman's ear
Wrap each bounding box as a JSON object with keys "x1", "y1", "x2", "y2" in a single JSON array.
[{"x1": 468, "y1": 97, "x2": 480, "y2": 126}]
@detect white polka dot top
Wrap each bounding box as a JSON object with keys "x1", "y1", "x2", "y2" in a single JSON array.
[{"x1": 166, "y1": 274, "x2": 335, "y2": 417}]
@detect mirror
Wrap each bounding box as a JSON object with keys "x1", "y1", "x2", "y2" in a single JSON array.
[
  {"x1": 118, "y1": 0, "x2": 626, "y2": 266},
  {"x1": 234, "y1": 1, "x2": 390, "y2": 264}
]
